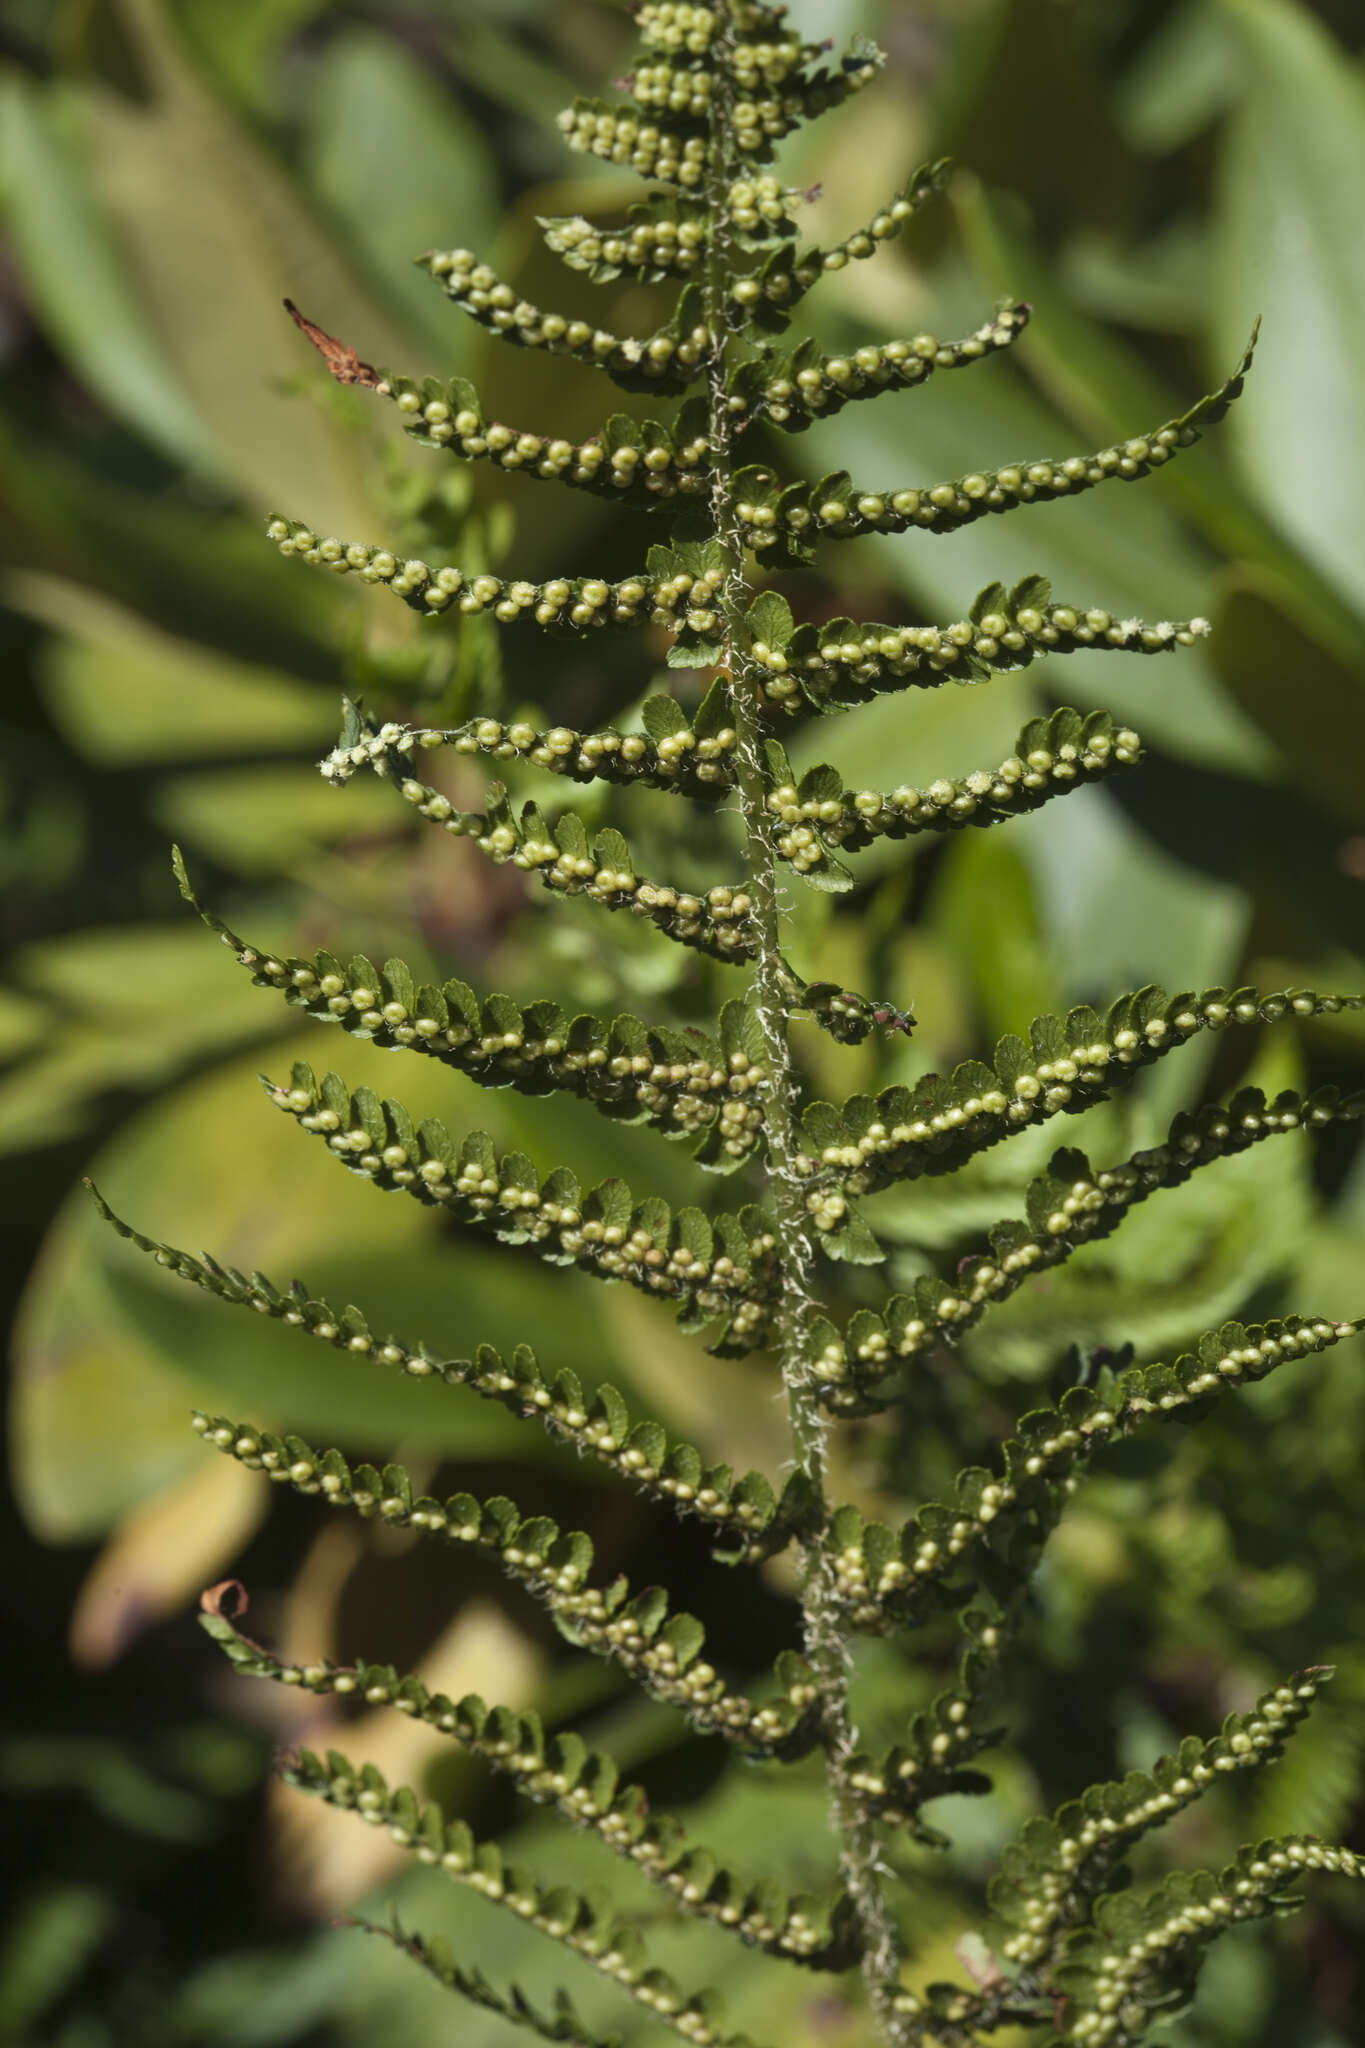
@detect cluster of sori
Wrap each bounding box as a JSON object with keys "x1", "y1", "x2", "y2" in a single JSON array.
[{"x1": 98, "y1": 1, "x2": 1362, "y2": 2043}]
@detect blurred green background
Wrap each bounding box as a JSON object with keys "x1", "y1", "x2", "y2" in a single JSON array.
[{"x1": 3, "y1": 0, "x2": 1365, "y2": 2042}]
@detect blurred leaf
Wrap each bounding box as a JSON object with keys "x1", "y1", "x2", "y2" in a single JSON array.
[
  {"x1": 301, "y1": 27, "x2": 500, "y2": 362},
  {"x1": 71, "y1": 0, "x2": 405, "y2": 532},
  {"x1": 18, "y1": 572, "x2": 337, "y2": 766},
  {"x1": 0, "y1": 73, "x2": 219, "y2": 472},
  {"x1": 1209, "y1": 568, "x2": 1365, "y2": 827},
  {"x1": 0, "y1": 1884, "x2": 116, "y2": 2035},
  {"x1": 0, "y1": 922, "x2": 286, "y2": 1155},
  {"x1": 1213, "y1": 0, "x2": 1365, "y2": 618},
  {"x1": 68, "y1": 1453, "x2": 266, "y2": 1667},
  {"x1": 153, "y1": 762, "x2": 400, "y2": 872},
  {"x1": 0, "y1": 1735, "x2": 213, "y2": 1843}
]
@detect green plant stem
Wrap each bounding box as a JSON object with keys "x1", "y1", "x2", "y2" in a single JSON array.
[{"x1": 704, "y1": 14, "x2": 912, "y2": 2042}]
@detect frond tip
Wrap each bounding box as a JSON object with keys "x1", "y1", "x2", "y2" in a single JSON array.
[
  {"x1": 282, "y1": 1749, "x2": 772, "y2": 2048},
  {"x1": 1050, "y1": 1833, "x2": 1365, "y2": 2047},
  {"x1": 90, "y1": 1183, "x2": 805, "y2": 1556},
  {"x1": 263, "y1": 1062, "x2": 778, "y2": 1347},
  {"x1": 194, "y1": 1418, "x2": 820, "y2": 1755},
  {"x1": 990, "y1": 1670, "x2": 1334, "y2": 1970},
  {"x1": 201, "y1": 1595, "x2": 849, "y2": 1965}
]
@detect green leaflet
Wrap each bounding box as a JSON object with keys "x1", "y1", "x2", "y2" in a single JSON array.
[
  {"x1": 172, "y1": 850, "x2": 763, "y2": 1169},
  {"x1": 280, "y1": 1748, "x2": 767, "y2": 2048},
  {"x1": 989, "y1": 1670, "x2": 1333, "y2": 1970},
  {"x1": 1047, "y1": 1834, "x2": 1365, "y2": 2047},
  {"x1": 767, "y1": 708, "x2": 1143, "y2": 883},
  {"x1": 730, "y1": 160, "x2": 952, "y2": 335},
  {"x1": 812, "y1": 1087, "x2": 1365, "y2": 1403},
  {"x1": 91, "y1": 1182, "x2": 807, "y2": 1557},
  {"x1": 800, "y1": 982, "x2": 1363, "y2": 1205},
  {"x1": 340, "y1": 760, "x2": 756, "y2": 964},
  {"x1": 348, "y1": 1918, "x2": 625, "y2": 2048},
  {"x1": 375, "y1": 361, "x2": 714, "y2": 511},
  {"x1": 201, "y1": 1598, "x2": 851, "y2": 1968},
  {"x1": 418, "y1": 251, "x2": 711, "y2": 395},
  {"x1": 736, "y1": 300, "x2": 1031, "y2": 433},
  {"x1": 194, "y1": 1422, "x2": 819, "y2": 1757},
  {"x1": 843, "y1": 1608, "x2": 1016, "y2": 1844},
  {"x1": 824, "y1": 1313, "x2": 1363, "y2": 1624},
  {"x1": 268, "y1": 518, "x2": 728, "y2": 650},
  {"x1": 752, "y1": 579, "x2": 1209, "y2": 714},
  {"x1": 264, "y1": 1062, "x2": 778, "y2": 1350},
  {"x1": 734, "y1": 327, "x2": 1258, "y2": 558}
]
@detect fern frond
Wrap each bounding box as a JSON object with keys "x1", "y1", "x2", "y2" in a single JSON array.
[
  {"x1": 319, "y1": 685, "x2": 738, "y2": 801},
  {"x1": 202, "y1": 1604, "x2": 850, "y2": 1966},
  {"x1": 846, "y1": 1608, "x2": 1016, "y2": 1842},
  {"x1": 746, "y1": 577, "x2": 1209, "y2": 713},
  {"x1": 739, "y1": 301, "x2": 1030, "y2": 432},
  {"x1": 765, "y1": 709, "x2": 1142, "y2": 883},
  {"x1": 989, "y1": 1669, "x2": 1332, "y2": 1970},
  {"x1": 373, "y1": 770, "x2": 756, "y2": 962},
  {"x1": 539, "y1": 197, "x2": 713, "y2": 284},
  {"x1": 194, "y1": 1421, "x2": 818, "y2": 1755},
  {"x1": 267, "y1": 518, "x2": 727, "y2": 641},
  {"x1": 172, "y1": 854, "x2": 765, "y2": 1169},
  {"x1": 264, "y1": 1063, "x2": 777, "y2": 1346},
  {"x1": 281, "y1": 1748, "x2": 770, "y2": 2048},
  {"x1": 738, "y1": 328, "x2": 1256, "y2": 554},
  {"x1": 555, "y1": 38, "x2": 882, "y2": 183},
  {"x1": 812, "y1": 1092, "x2": 1365, "y2": 1400},
  {"x1": 731, "y1": 161, "x2": 952, "y2": 333},
  {"x1": 417, "y1": 253, "x2": 711, "y2": 394},
  {"x1": 800, "y1": 986, "x2": 1361, "y2": 1207},
  {"x1": 1048, "y1": 1833, "x2": 1365, "y2": 2047},
  {"x1": 347, "y1": 1917, "x2": 624, "y2": 2048},
  {"x1": 91, "y1": 1184, "x2": 804, "y2": 1554},
  {"x1": 378, "y1": 371, "x2": 714, "y2": 509},
  {"x1": 822, "y1": 1316, "x2": 1362, "y2": 1624}
]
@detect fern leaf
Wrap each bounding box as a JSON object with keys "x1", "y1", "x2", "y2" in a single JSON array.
[
  {"x1": 801, "y1": 985, "x2": 1362, "y2": 1205},
  {"x1": 425, "y1": 249, "x2": 714, "y2": 394},
  {"x1": 370, "y1": 367, "x2": 714, "y2": 512},
  {"x1": 539, "y1": 195, "x2": 713, "y2": 285},
  {"x1": 556, "y1": 39, "x2": 881, "y2": 188},
  {"x1": 741, "y1": 300, "x2": 1030, "y2": 433},
  {"x1": 750, "y1": 580, "x2": 1210, "y2": 714},
  {"x1": 267, "y1": 517, "x2": 728, "y2": 648},
  {"x1": 811, "y1": 1089, "x2": 1365, "y2": 1403},
  {"x1": 732, "y1": 161, "x2": 951, "y2": 334},
  {"x1": 989, "y1": 1670, "x2": 1333, "y2": 1971},
  {"x1": 201, "y1": 1598, "x2": 851, "y2": 1968},
  {"x1": 281, "y1": 1748, "x2": 769, "y2": 2048},
  {"x1": 825, "y1": 1316, "x2": 1362, "y2": 1626},
  {"x1": 194, "y1": 1422, "x2": 818, "y2": 1756},
  {"x1": 1048, "y1": 1832, "x2": 1365, "y2": 2047},
  {"x1": 766, "y1": 709, "x2": 1142, "y2": 882},
  {"x1": 366, "y1": 768, "x2": 755, "y2": 962},
  {"x1": 317, "y1": 682, "x2": 737, "y2": 800},
  {"x1": 264, "y1": 1063, "x2": 778, "y2": 1346},
  {"x1": 172, "y1": 853, "x2": 763, "y2": 1168},
  {"x1": 739, "y1": 327, "x2": 1257, "y2": 554},
  {"x1": 90, "y1": 1183, "x2": 805, "y2": 1554},
  {"x1": 845, "y1": 1608, "x2": 1015, "y2": 1841},
  {"x1": 348, "y1": 1917, "x2": 624, "y2": 2048}
]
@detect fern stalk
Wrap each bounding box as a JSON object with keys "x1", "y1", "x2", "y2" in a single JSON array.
[{"x1": 701, "y1": 16, "x2": 912, "y2": 2040}]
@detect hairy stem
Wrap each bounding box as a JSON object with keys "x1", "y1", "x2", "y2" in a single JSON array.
[{"x1": 704, "y1": 12, "x2": 912, "y2": 2041}]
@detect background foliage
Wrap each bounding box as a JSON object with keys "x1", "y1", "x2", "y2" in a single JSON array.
[{"x1": 2, "y1": 0, "x2": 1364, "y2": 2042}]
